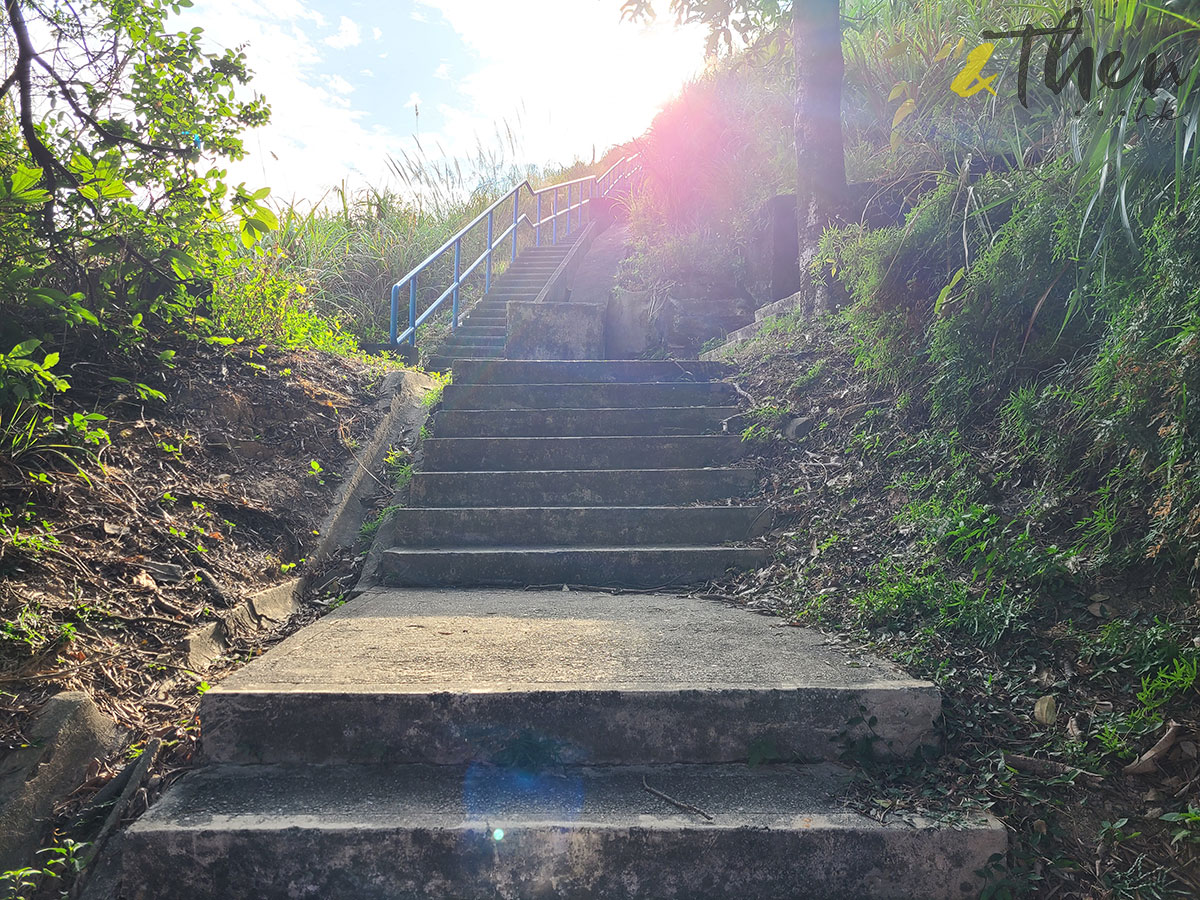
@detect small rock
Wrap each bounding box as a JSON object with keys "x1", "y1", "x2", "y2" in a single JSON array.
[{"x1": 1143, "y1": 788, "x2": 1165, "y2": 803}]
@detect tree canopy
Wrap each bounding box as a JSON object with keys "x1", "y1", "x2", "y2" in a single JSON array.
[{"x1": 0, "y1": 0, "x2": 276, "y2": 393}]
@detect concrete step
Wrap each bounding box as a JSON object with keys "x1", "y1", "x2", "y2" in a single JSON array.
[
  {"x1": 431, "y1": 347, "x2": 504, "y2": 359},
  {"x1": 427, "y1": 352, "x2": 503, "y2": 371},
  {"x1": 450, "y1": 359, "x2": 731, "y2": 385},
  {"x1": 495, "y1": 274, "x2": 553, "y2": 284},
  {"x1": 380, "y1": 506, "x2": 771, "y2": 547},
  {"x1": 449, "y1": 325, "x2": 506, "y2": 338},
  {"x1": 195, "y1": 589, "x2": 943, "y2": 766},
  {"x1": 441, "y1": 381, "x2": 739, "y2": 411},
  {"x1": 458, "y1": 325, "x2": 505, "y2": 335},
  {"x1": 378, "y1": 544, "x2": 770, "y2": 587},
  {"x1": 756, "y1": 290, "x2": 803, "y2": 322},
  {"x1": 463, "y1": 312, "x2": 510, "y2": 323},
  {"x1": 125, "y1": 762, "x2": 1003, "y2": 900},
  {"x1": 409, "y1": 467, "x2": 758, "y2": 507},
  {"x1": 700, "y1": 294, "x2": 807, "y2": 361},
  {"x1": 433, "y1": 406, "x2": 741, "y2": 437},
  {"x1": 500, "y1": 267, "x2": 559, "y2": 277},
  {"x1": 422, "y1": 435, "x2": 748, "y2": 471},
  {"x1": 522, "y1": 242, "x2": 576, "y2": 253},
  {"x1": 479, "y1": 290, "x2": 539, "y2": 300},
  {"x1": 441, "y1": 335, "x2": 506, "y2": 349}
]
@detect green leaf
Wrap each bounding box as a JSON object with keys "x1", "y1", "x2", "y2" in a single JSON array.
[
  {"x1": 42, "y1": 352, "x2": 60, "y2": 369},
  {"x1": 163, "y1": 249, "x2": 199, "y2": 277},
  {"x1": 100, "y1": 180, "x2": 134, "y2": 199},
  {"x1": 254, "y1": 206, "x2": 279, "y2": 230},
  {"x1": 934, "y1": 267, "x2": 967, "y2": 315},
  {"x1": 9, "y1": 339, "x2": 42, "y2": 359},
  {"x1": 10, "y1": 165, "x2": 43, "y2": 194},
  {"x1": 892, "y1": 98, "x2": 917, "y2": 130}
]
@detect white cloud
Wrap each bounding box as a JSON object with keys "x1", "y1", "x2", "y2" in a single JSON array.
[
  {"x1": 360, "y1": 68, "x2": 375, "y2": 77},
  {"x1": 372, "y1": 26, "x2": 383, "y2": 40},
  {"x1": 410, "y1": 9, "x2": 428, "y2": 22},
  {"x1": 404, "y1": 92, "x2": 421, "y2": 109},
  {"x1": 433, "y1": 61, "x2": 450, "y2": 80},
  {"x1": 172, "y1": 1, "x2": 400, "y2": 201},
  {"x1": 321, "y1": 73, "x2": 354, "y2": 104},
  {"x1": 324, "y1": 16, "x2": 361, "y2": 49}
]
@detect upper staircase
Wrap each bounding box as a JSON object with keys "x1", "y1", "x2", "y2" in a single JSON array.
[{"x1": 428, "y1": 237, "x2": 580, "y2": 371}]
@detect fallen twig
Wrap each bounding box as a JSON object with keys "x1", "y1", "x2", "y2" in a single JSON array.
[
  {"x1": 642, "y1": 776, "x2": 714, "y2": 821},
  {"x1": 1004, "y1": 752, "x2": 1104, "y2": 785},
  {"x1": 729, "y1": 381, "x2": 757, "y2": 408}
]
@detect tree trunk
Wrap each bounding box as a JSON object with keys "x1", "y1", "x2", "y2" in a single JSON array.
[{"x1": 793, "y1": 0, "x2": 847, "y2": 314}]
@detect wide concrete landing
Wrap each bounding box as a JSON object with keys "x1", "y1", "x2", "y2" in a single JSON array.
[
  {"x1": 125, "y1": 762, "x2": 1004, "y2": 900},
  {"x1": 199, "y1": 589, "x2": 941, "y2": 766}
]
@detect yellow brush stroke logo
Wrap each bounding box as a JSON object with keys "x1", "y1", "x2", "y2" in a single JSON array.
[{"x1": 951, "y1": 43, "x2": 999, "y2": 97}]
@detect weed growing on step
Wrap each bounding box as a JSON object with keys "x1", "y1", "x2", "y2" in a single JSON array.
[
  {"x1": 384, "y1": 446, "x2": 414, "y2": 491},
  {"x1": 359, "y1": 505, "x2": 402, "y2": 545}
]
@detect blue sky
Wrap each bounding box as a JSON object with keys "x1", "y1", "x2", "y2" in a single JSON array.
[{"x1": 175, "y1": 1, "x2": 708, "y2": 204}]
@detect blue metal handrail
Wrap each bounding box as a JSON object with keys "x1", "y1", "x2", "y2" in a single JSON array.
[{"x1": 389, "y1": 153, "x2": 641, "y2": 348}]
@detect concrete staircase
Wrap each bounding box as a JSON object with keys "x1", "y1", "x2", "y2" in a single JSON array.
[
  {"x1": 700, "y1": 290, "x2": 804, "y2": 361},
  {"x1": 379, "y1": 359, "x2": 768, "y2": 588},
  {"x1": 429, "y1": 238, "x2": 579, "y2": 371},
  {"x1": 123, "y1": 357, "x2": 1005, "y2": 899}
]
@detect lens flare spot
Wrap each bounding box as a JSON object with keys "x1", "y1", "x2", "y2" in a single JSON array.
[{"x1": 493, "y1": 828, "x2": 505, "y2": 841}]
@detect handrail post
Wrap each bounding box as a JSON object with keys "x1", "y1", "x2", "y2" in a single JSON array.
[
  {"x1": 512, "y1": 190, "x2": 519, "y2": 263},
  {"x1": 390, "y1": 284, "x2": 400, "y2": 346},
  {"x1": 485, "y1": 211, "x2": 493, "y2": 293},
  {"x1": 566, "y1": 184, "x2": 572, "y2": 237},
  {"x1": 408, "y1": 277, "x2": 417, "y2": 348},
  {"x1": 451, "y1": 239, "x2": 461, "y2": 331},
  {"x1": 536, "y1": 192, "x2": 542, "y2": 246},
  {"x1": 552, "y1": 188, "x2": 558, "y2": 245}
]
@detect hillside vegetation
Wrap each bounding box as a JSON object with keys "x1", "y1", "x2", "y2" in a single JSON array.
[{"x1": 627, "y1": 1, "x2": 1200, "y2": 896}]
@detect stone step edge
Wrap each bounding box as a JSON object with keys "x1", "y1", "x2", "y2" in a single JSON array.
[{"x1": 700, "y1": 292, "x2": 806, "y2": 360}]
